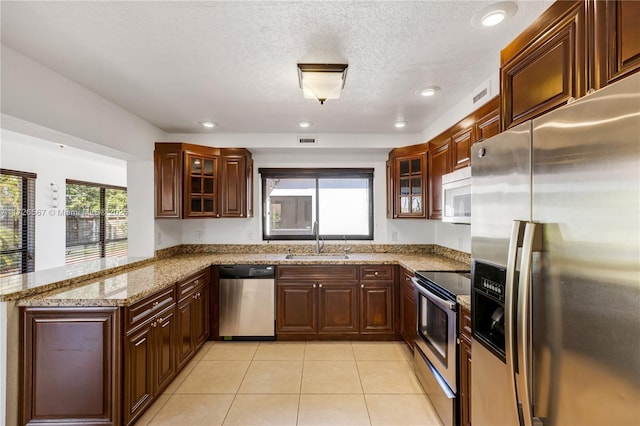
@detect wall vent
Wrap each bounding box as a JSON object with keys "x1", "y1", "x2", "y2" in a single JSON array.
[
  {"x1": 473, "y1": 87, "x2": 488, "y2": 104},
  {"x1": 298, "y1": 137, "x2": 317, "y2": 145}
]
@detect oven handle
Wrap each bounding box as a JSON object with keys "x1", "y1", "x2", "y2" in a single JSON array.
[{"x1": 411, "y1": 277, "x2": 456, "y2": 311}]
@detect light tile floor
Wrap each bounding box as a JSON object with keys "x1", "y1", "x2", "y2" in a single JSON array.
[{"x1": 134, "y1": 341, "x2": 443, "y2": 426}]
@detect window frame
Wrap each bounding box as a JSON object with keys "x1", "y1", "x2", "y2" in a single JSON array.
[
  {"x1": 259, "y1": 168, "x2": 374, "y2": 241},
  {"x1": 65, "y1": 179, "x2": 127, "y2": 263},
  {"x1": 0, "y1": 168, "x2": 36, "y2": 276}
]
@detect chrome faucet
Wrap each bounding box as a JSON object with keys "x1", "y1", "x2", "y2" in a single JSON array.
[{"x1": 312, "y1": 220, "x2": 324, "y2": 254}]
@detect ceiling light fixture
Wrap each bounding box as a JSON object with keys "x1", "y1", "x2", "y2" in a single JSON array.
[
  {"x1": 472, "y1": 2, "x2": 517, "y2": 28},
  {"x1": 298, "y1": 121, "x2": 313, "y2": 128},
  {"x1": 394, "y1": 121, "x2": 407, "y2": 129},
  {"x1": 297, "y1": 63, "x2": 348, "y2": 105},
  {"x1": 200, "y1": 121, "x2": 217, "y2": 129},
  {"x1": 417, "y1": 86, "x2": 440, "y2": 97}
]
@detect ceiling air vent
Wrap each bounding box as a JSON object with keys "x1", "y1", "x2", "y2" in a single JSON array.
[{"x1": 298, "y1": 137, "x2": 317, "y2": 145}]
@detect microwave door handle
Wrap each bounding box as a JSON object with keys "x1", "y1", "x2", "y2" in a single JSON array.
[
  {"x1": 410, "y1": 277, "x2": 455, "y2": 311},
  {"x1": 505, "y1": 220, "x2": 526, "y2": 423},
  {"x1": 516, "y1": 222, "x2": 543, "y2": 426}
]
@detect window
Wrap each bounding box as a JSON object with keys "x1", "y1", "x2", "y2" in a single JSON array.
[
  {"x1": 65, "y1": 180, "x2": 127, "y2": 264},
  {"x1": 260, "y1": 168, "x2": 374, "y2": 240},
  {"x1": 0, "y1": 169, "x2": 36, "y2": 276}
]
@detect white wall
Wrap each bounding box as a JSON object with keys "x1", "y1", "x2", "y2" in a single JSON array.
[
  {"x1": 0, "y1": 130, "x2": 127, "y2": 270},
  {"x1": 433, "y1": 221, "x2": 471, "y2": 253}
]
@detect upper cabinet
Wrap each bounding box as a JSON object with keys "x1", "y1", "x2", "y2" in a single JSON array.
[
  {"x1": 592, "y1": 0, "x2": 640, "y2": 89},
  {"x1": 501, "y1": 0, "x2": 640, "y2": 130},
  {"x1": 154, "y1": 143, "x2": 253, "y2": 219},
  {"x1": 387, "y1": 144, "x2": 428, "y2": 219}
]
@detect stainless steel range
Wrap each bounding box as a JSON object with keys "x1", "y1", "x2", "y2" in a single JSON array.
[{"x1": 412, "y1": 271, "x2": 470, "y2": 426}]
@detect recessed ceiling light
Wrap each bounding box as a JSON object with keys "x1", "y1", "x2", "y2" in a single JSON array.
[
  {"x1": 417, "y1": 86, "x2": 440, "y2": 97},
  {"x1": 200, "y1": 121, "x2": 217, "y2": 129},
  {"x1": 298, "y1": 121, "x2": 313, "y2": 128},
  {"x1": 472, "y1": 2, "x2": 517, "y2": 28},
  {"x1": 394, "y1": 121, "x2": 407, "y2": 129},
  {"x1": 482, "y1": 10, "x2": 506, "y2": 26}
]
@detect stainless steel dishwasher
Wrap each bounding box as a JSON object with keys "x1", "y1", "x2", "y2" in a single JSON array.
[{"x1": 218, "y1": 265, "x2": 275, "y2": 340}]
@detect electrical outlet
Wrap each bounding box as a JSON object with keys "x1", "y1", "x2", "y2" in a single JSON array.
[
  {"x1": 195, "y1": 231, "x2": 203, "y2": 242},
  {"x1": 247, "y1": 231, "x2": 254, "y2": 241},
  {"x1": 391, "y1": 231, "x2": 398, "y2": 242},
  {"x1": 156, "y1": 232, "x2": 162, "y2": 245}
]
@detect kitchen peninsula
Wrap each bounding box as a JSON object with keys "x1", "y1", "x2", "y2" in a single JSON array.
[{"x1": 2, "y1": 244, "x2": 469, "y2": 426}]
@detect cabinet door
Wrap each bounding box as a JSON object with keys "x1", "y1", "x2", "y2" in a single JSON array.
[
  {"x1": 386, "y1": 159, "x2": 393, "y2": 218},
  {"x1": 176, "y1": 297, "x2": 195, "y2": 371},
  {"x1": 220, "y1": 154, "x2": 247, "y2": 217},
  {"x1": 593, "y1": 0, "x2": 640, "y2": 88},
  {"x1": 193, "y1": 283, "x2": 210, "y2": 347},
  {"x1": 154, "y1": 149, "x2": 182, "y2": 218},
  {"x1": 318, "y1": 282, "x2": 359, "y2": 334},
  {"x1": 475, "y1": 107, "x2": 500, "y2": 142},
  {"x1": 246, "y1": 156, "x2": 254, "y2": 218},
  {"x1": 399, "y1": 269, "x2": 416, "y2": 348},
  {"x1": 459, "y1": 337, "x2": 472, "y2": 426},
  {"x1": 501, "y1": 2, "x2": 586, "y2": 129},
  {"x1": 360, "y1": 282, "x2": 394, "y2": 334},
  {"x1": 185, "y1": 152, "x2": 219, "y2": 218},
  {"x1": 123, "y1": 323, "x2": 154, "y2": 425},
  {"x1": 276, "y1": 283, "x2": 317, "y2": 333},
  {"x1": 394, "y1": 154, "x2": 427, "y2": 218},
  {"x1": 451, "y1": 126, "x2": 474, "y2": 170},
  {"x1": 153, "y1": 308, "x2": 177, "y2": 394},
  {"x1": 428, "y1": 140, "x2": 451, "y2": 220}
]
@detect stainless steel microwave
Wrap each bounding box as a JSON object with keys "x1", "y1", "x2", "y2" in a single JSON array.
[{"x1": 442, "y1": 167, "x2": 471, "y2": 224}]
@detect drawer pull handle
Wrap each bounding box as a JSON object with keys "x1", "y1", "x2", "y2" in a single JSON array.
[{"x1": 151, "y1": 321, "x2": 157, "y2": 328}]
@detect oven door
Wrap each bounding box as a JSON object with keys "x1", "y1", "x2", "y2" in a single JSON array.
[{"x1": 412, "y1": 277, "x2": 457, "y2": 392}]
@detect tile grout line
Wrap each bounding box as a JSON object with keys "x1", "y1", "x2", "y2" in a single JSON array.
[
  {"x1": 352, "y1": 342, "x2": 374, "y2": 426},
  {"x1": 220, "y1": 340, "x2": 260, "y2": 425},
  {"x1": 296, "y1": 342, "x2": 306, "y2": 426}
]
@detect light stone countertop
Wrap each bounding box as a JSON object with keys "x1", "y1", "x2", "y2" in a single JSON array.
[
  {"x1": 457, "y1": 295, "x2": 471, "y2": 311},
  {"x1": 15, "y1": 252, "x2": 470, "y2": 307}
]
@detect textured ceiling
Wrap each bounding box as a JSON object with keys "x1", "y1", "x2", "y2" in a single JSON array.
[{"x1": 0, "y1": 1, "x2": 553, "y2": 134}]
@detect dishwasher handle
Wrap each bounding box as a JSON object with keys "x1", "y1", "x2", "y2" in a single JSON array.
[{"x1": 219, "y1": 264, "x2": 275, "y2": 279}]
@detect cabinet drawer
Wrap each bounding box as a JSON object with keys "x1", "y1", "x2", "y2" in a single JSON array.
[
  {"x1": 360, "y1": 265, "x2": 393, "y2": 281},
  {"x1": 459, "y1": 306, "x2": 472, "y2": 341},
  {"x1": 126, "y1": 286, "x2": 177, "y2": 332},
  {"x1": 276, "y1": 265, "x2": 358, "y2": 281},
  {"x1": 178, "y1": 269, "x2": 209, "y2": 301}
]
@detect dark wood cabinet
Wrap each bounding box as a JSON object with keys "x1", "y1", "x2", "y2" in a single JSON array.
[
  {"x1": 359, "y1": 265, "x2": 394, "y2": 334},
  {"x1": 154, "y1": 149, "x2": 182, "y2": 218},
  {"x1": 501, "y1": 1, "x2": 587, "y2": 130},
  {"x1": 399, "y1": 267, "x2": 416, "y2": 349},
  {"x1": 276, "y1": 282, "x2": 318, "y2": 334},
  {"x1": 475, "y1": 107, "x2": 501, "y2": 142},
  {"x1": 319, "y1": 282, "x2": 359, "y2": 334},
  {"x1": 276, "y1": 265, "x2": 396, "y2": 339},
  {"x1": 154, "y1": 143, "x2": 252, "y2": 219},
  {"x1": 184, "y1": 150, "x2": 219, "y2": 218},
  {"x1": 386, "y1": 144, "x2": 428, "y2": 219},
  {"x1": 176, "y1": 271, "x2": 210, "y2": 370},
  {"x1": 459, "y1": 305, "x2": 472, "y2": 426},
  {"x1": 592, "y1": 0, "x2": 640, "y2": 89},
  {"x1": 428, "y1": 138, "x2": 451, "y2": 220},
  {"x1": 220, "y1": 149, "x2": 252, "y2": 218},
  {"x1": 20, "y1": 308, "x2": 121, "y2": 426},
  {"x1": 451, "y1": 126, "x2": 474, "y2": 170}
]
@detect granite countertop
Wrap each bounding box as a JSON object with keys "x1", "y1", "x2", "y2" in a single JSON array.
[
  {"x1": 457, "y1": 295, "x2": 471, "y2": 311},
  {"x1": 14, "y1": 251, "x2": 470, "y2": 307}
]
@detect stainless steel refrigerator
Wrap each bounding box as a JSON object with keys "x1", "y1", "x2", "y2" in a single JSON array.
[{"x1": 470, "y1": 72, "x2": 640, "y2": 426}]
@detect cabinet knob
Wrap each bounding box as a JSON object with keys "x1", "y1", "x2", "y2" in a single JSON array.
[
  {"x1": 361, "y1": 284, "x2": 364, "y2": 288},
  {"x1": 405, "y1": 276, "x2": 411, "y2": 281},
  {"x1": 313, "y1": 284, "x2": 317, "y2": 288},
  {"x1": 157, "y1": 317, "x2": 163, "y2": 324},
  {"x1": 194, "y1": 279, "x2": 199, "y2": 285},
  {"x1": 319, "y1": 283, "x2": 323, "y2": 288},
  {"x1": 153, "y1": 301, "x2": 159, "y2": 307},
  {"x1": 374, "y1": 271, "x2": 379, "y2": 276},
  {"x1": 151, "y1": 321, "x2": 157, "y2": 328}
]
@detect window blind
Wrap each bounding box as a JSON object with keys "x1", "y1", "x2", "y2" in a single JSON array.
[{"x1": 0, "y1": 169, "x2": 36, "y2": 276}]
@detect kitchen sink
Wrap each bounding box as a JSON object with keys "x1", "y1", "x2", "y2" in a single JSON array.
[{"x1": 284, "y1": 254, "x2": 349, "y2": 260}]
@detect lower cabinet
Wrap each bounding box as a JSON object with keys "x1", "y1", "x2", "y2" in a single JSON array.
[
  {"x1": 459, "y1": 304, "x2": 472, "y2": 426},
  {"x1": 276, "y1": 265, "x2": 396, "y2": 339},
  {"x1": 399, "y1": 267, "x2": 416, "y2": 348},
  {"x1": 20, "y1": 267, "x2": 211, "y2": 426},
  {"x1": 20, "y1": 308, "x2": 121, "y2": 426}
]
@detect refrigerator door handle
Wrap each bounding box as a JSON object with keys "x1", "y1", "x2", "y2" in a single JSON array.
[
  {"x1": 516, "y1": 222, "x2": 542, "y2": 426},
  {"x1": 505, "y1": 220, "x2": 527, "y2": 421}
]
